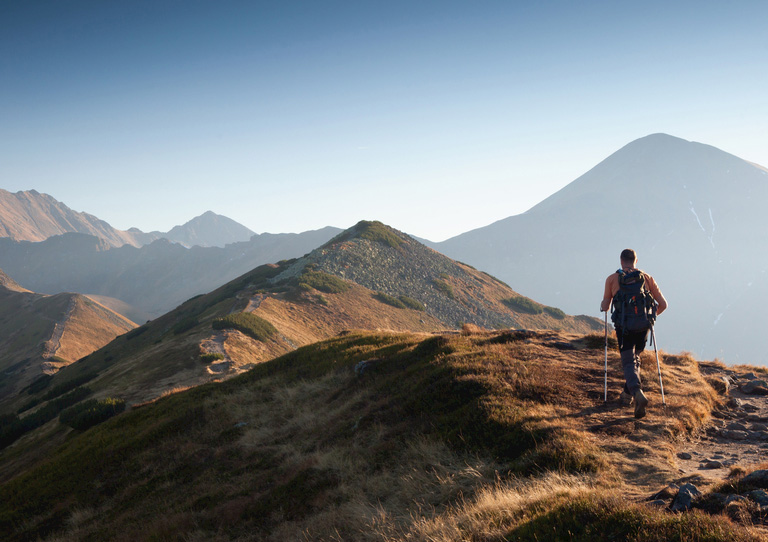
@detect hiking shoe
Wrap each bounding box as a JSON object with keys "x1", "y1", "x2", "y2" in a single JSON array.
[
  {"x1": 634, "y1": 390, "x2": 649, "y2": 419},
  {"x1": 620, "y1": 390, "x2": 633, "y2": 406}
]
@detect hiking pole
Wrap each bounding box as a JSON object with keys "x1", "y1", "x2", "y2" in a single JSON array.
[
  {"x1": 650, "y1": 325, "x2": 666, "y2": 405},
  {"x1": 604, "y1": 311, "x2": 608, "y2": 403}
]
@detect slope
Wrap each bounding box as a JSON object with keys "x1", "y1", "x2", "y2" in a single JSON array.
[
  {"x1": 435, "y1": 133, "x2": 768, "y2": 363},
  {"x1": 0, "y1": 279, "x2": 136, "y2": 407},
  {"x1": 1, "y1": 328, "x2": 764, "y2": 541}
]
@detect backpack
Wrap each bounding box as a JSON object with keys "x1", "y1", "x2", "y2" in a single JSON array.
[{"x1": 611, "y1": 269, "x2": 656, "y2": 332}]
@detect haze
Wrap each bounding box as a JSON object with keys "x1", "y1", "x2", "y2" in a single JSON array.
[{"x1": 1, "y1": 1, "x2": 766, "y2": 241}]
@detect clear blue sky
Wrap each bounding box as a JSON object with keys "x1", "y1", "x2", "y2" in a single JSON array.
[{"x1": 2, "y1": 1, "x2": 766, "y2": 241}]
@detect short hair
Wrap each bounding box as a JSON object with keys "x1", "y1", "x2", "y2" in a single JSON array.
[{"x1": 620, "y1": 248, "x2": 637, "y2": 264}]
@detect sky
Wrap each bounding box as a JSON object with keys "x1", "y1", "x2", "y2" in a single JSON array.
[{"x1": 2, "y1": 1, "x2": 767, "y2": 241}]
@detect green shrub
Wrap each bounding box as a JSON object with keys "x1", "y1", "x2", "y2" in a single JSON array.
[
  {"x1": 544, "y1": 306, "x2": 566, "y2": 319},
  {"x1": 298, "y1": 271, "x2": 349, "y2": 294},
  {"x1": 502, "y1": 295, "x2": 543, "y2": 314},
  {"x1": 432, "y1": 279, "x2": 455, "y2": 299},
  {"x1": 125, "y1": 325, "x2": 149, "y2": 340},
  {"x1": 200, "y1": 353, "x2": 225, "y2": 363},
  {"x1": 373, "y1": 292, "x2": 407, "y2": 309},
  {"x1": 212, "y1": 313, "x2": 277, "y2": 342},
  {"x1": 25, "y1": 374, "x2": 53, "y2": 395},
  {"x1": 41, "y1": 372, "x2": 99, "y2": 402},
  {"x1": 398, "y1": 295, "x2": 425, "y2": 311},
  {"x1": 59, "y1": 397, "x2": 126, "y2": 431},
  {"x1": 172, "y1": 316, "x2": 199, "y2": 335}
]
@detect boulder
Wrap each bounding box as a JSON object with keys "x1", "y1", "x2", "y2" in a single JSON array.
[
  {"x1": 741, "y1": 470, "x2": 768, "y2": 489},
  {"x1": 671, "y1": 483, "x2": 701, "y2": 512},
  {"x1": 740, "y1": 380, "x2": 768, "y2": 395}
]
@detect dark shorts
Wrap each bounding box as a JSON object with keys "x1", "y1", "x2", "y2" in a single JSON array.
[{"x1": 616, "y1": 327, "x2": 649, "y2": 352}]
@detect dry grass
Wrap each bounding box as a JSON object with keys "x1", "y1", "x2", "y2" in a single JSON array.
[{"x1": 0, "y1": 329, "x2": 750, "y2": 541}]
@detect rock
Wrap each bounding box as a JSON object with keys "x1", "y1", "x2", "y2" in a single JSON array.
[
  {"x1": 752, "y1": 423, "x2": 768, "y2": 432},
  {"x1": 671, "y1": 483, "x2": 701, "y2": 512},
  {"x1": 646, "y1": 499, "x2": 668, "y2": 508},
  {"x1": 677, "y1": 452, "x2": 693, "y2": 460},
  {"x1": 740, "y1": 380, "x2": 768, "y2": 395},
  {"x1": 748, "y1": 490, "x2": 768, "y2": 507},
  {"x1": 743, "y1": 402, "x2": 760, "y2": 412},
  {"x1": 727, "y1": 397, "x2": 743, "y2": 409},
  {"x1": 720, "y1": 429, "x2": 749, "y2": 440},
  {"x1": 726, "y1": 422, "x2": 748, "y2": 431},
  {"x1": 703, "y1": 460, "x2": 724, "y2": 469},
  {"x1": 741, "y1": 469, "x2": 768, "y2": 489},
  {"x1": 743, "y1": 372, "x2": 760, "y2": 380},
  {"x1": 354, "y1": 358, "x2": 382, "y2": 376}
]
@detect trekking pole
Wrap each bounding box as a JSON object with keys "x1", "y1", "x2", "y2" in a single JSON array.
[
  {"x1": 650, "y1": 325, "x2": 666, "y2": 405},
  {"x1": 604, "y1": 311, "x2": 608, "y2": 403}
]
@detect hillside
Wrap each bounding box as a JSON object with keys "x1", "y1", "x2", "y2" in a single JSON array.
[
  {"x1": 2, "y1": 328, "x2": 767, "y2": 541},
  {"x1": 0, "y1": 280, "x2": 136, "y2": 407},
  {"x1": 4, "y1": 222, "x2": 596, "y2": 406},
  {"x1": 434, "y1": 133, "x2": 768, "y2": 364}
]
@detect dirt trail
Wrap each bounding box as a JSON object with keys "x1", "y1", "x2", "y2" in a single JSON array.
[
  {"x1": 43, "y1": 296, "x2": 77, "y2": 359},
  {"x1": 676, "y1": 363, "x2": 768, "y2": 480}
]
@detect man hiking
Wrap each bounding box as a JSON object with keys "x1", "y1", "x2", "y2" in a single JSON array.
[{"x1": 600, "y1": 249, "x2": 667, "y2": 418}]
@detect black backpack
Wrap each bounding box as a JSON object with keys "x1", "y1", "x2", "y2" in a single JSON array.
[{"x1": 611, "y1": 269, "x2": 656, "y2": 332}]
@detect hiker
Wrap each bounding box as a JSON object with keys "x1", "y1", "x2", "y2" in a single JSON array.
[{"x1": 600, "y1": 249, "x2": 667, "y2": 418}]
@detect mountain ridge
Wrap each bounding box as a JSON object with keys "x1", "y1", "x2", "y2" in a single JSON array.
[{"x1": 0, "y1": 189, "x2": 256, "y2": 248}]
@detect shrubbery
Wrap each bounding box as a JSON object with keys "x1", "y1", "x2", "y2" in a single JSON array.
[
  {"x1": 502, "y1": 295, "x2": 543, "y2": 314},
  {"x1": 200, "y1": 353, "x2": 225, "y2": 363},
  {"x1": 544, "y1": 306, "x2": 566, "y2": 319},
  {"x1": 432, "y1": 279, "x2": 455, "y2": 299},
  {"x1": 2, "y1": 387, "x2": 93, "y2": 449},
  {"x1": 172, "y1": 316, "x2": 199, "y2": 335},
  {"x1": 298, "y1": 271, "x2": 349, "y2": 294},
  {"x1": 59, "y1": 397, "x2": 126, "y2": 431},
  {"x1": 398, "y1": 295, "x2": 426, "y2": 311},
  {"x1": 212, "y1": 313, "x2": 277, "y2": 342},
  {"x1": 374, "y1": 292, "x2": 407, "y2": 309}
]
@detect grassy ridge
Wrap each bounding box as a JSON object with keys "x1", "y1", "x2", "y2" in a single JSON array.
[{"x1": 0, "y1": 330, "x2": 741, "y2": 541}]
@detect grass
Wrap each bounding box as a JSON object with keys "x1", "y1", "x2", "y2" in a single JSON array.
[
  {"x1": 373, "y1": 292, "x2": 407, "y2": 309},
  {"x1": 0, "y1": 330, "x2": 740, "y2": 541},
  {"x1": 502, "y1": 295, "x2": 544, "y2": 314},
  {"x1": 212, "y1": 313, "x2": 277, "y2": 342},
  {"x1": 325, "y1": 220, "x2": 406, "y2": 250},
  {"x1": 432, "y1": 279, "x2": 455, "y2": 299},
  {"x1": 298, "y1": 270, "x2": 350, "y2": 294}
]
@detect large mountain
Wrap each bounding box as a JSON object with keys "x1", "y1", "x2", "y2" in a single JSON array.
[
  {"x1": 161, "y1": 210, "x2": 255, "y2": 247},
  {"x1": 434, "y1": 133, "x2": 768, "y2": 364},
  {"x1": 0, "y1": 189, "x2": 255, "y2": 248},
  {"x1": 0, "y1": 227, "x2": 342, "y2": 318},
  {"x1": 0, "y1": 271, "x2": 136, "y2": 405}
]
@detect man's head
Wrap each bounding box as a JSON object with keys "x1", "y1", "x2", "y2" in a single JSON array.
[{"x1": 620, "y1": 248, "x2": 637, "y2": 268}]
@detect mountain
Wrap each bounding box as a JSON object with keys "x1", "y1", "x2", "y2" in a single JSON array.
[
  {"x1": 0, "y1": 274, "x2": 136, "y2": 406},
  {"x1": 162, "y1": 210, "x2": 256, "y2": 247},
  {"x1": 434, "y1": 133, "x2": 768, "y2": 363},
  {"x1": 0, "y1": 221, "x2": 599, "y2": 412},
  {"x1": 0, "y1": 189, "x2": 255, "y2": 248},
  {"x1": 0, "y1": 189, "x2": 142, "y2": 247},
  {"x1": 0, "y1": 227, "x2": 342, "y2": 318}
]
